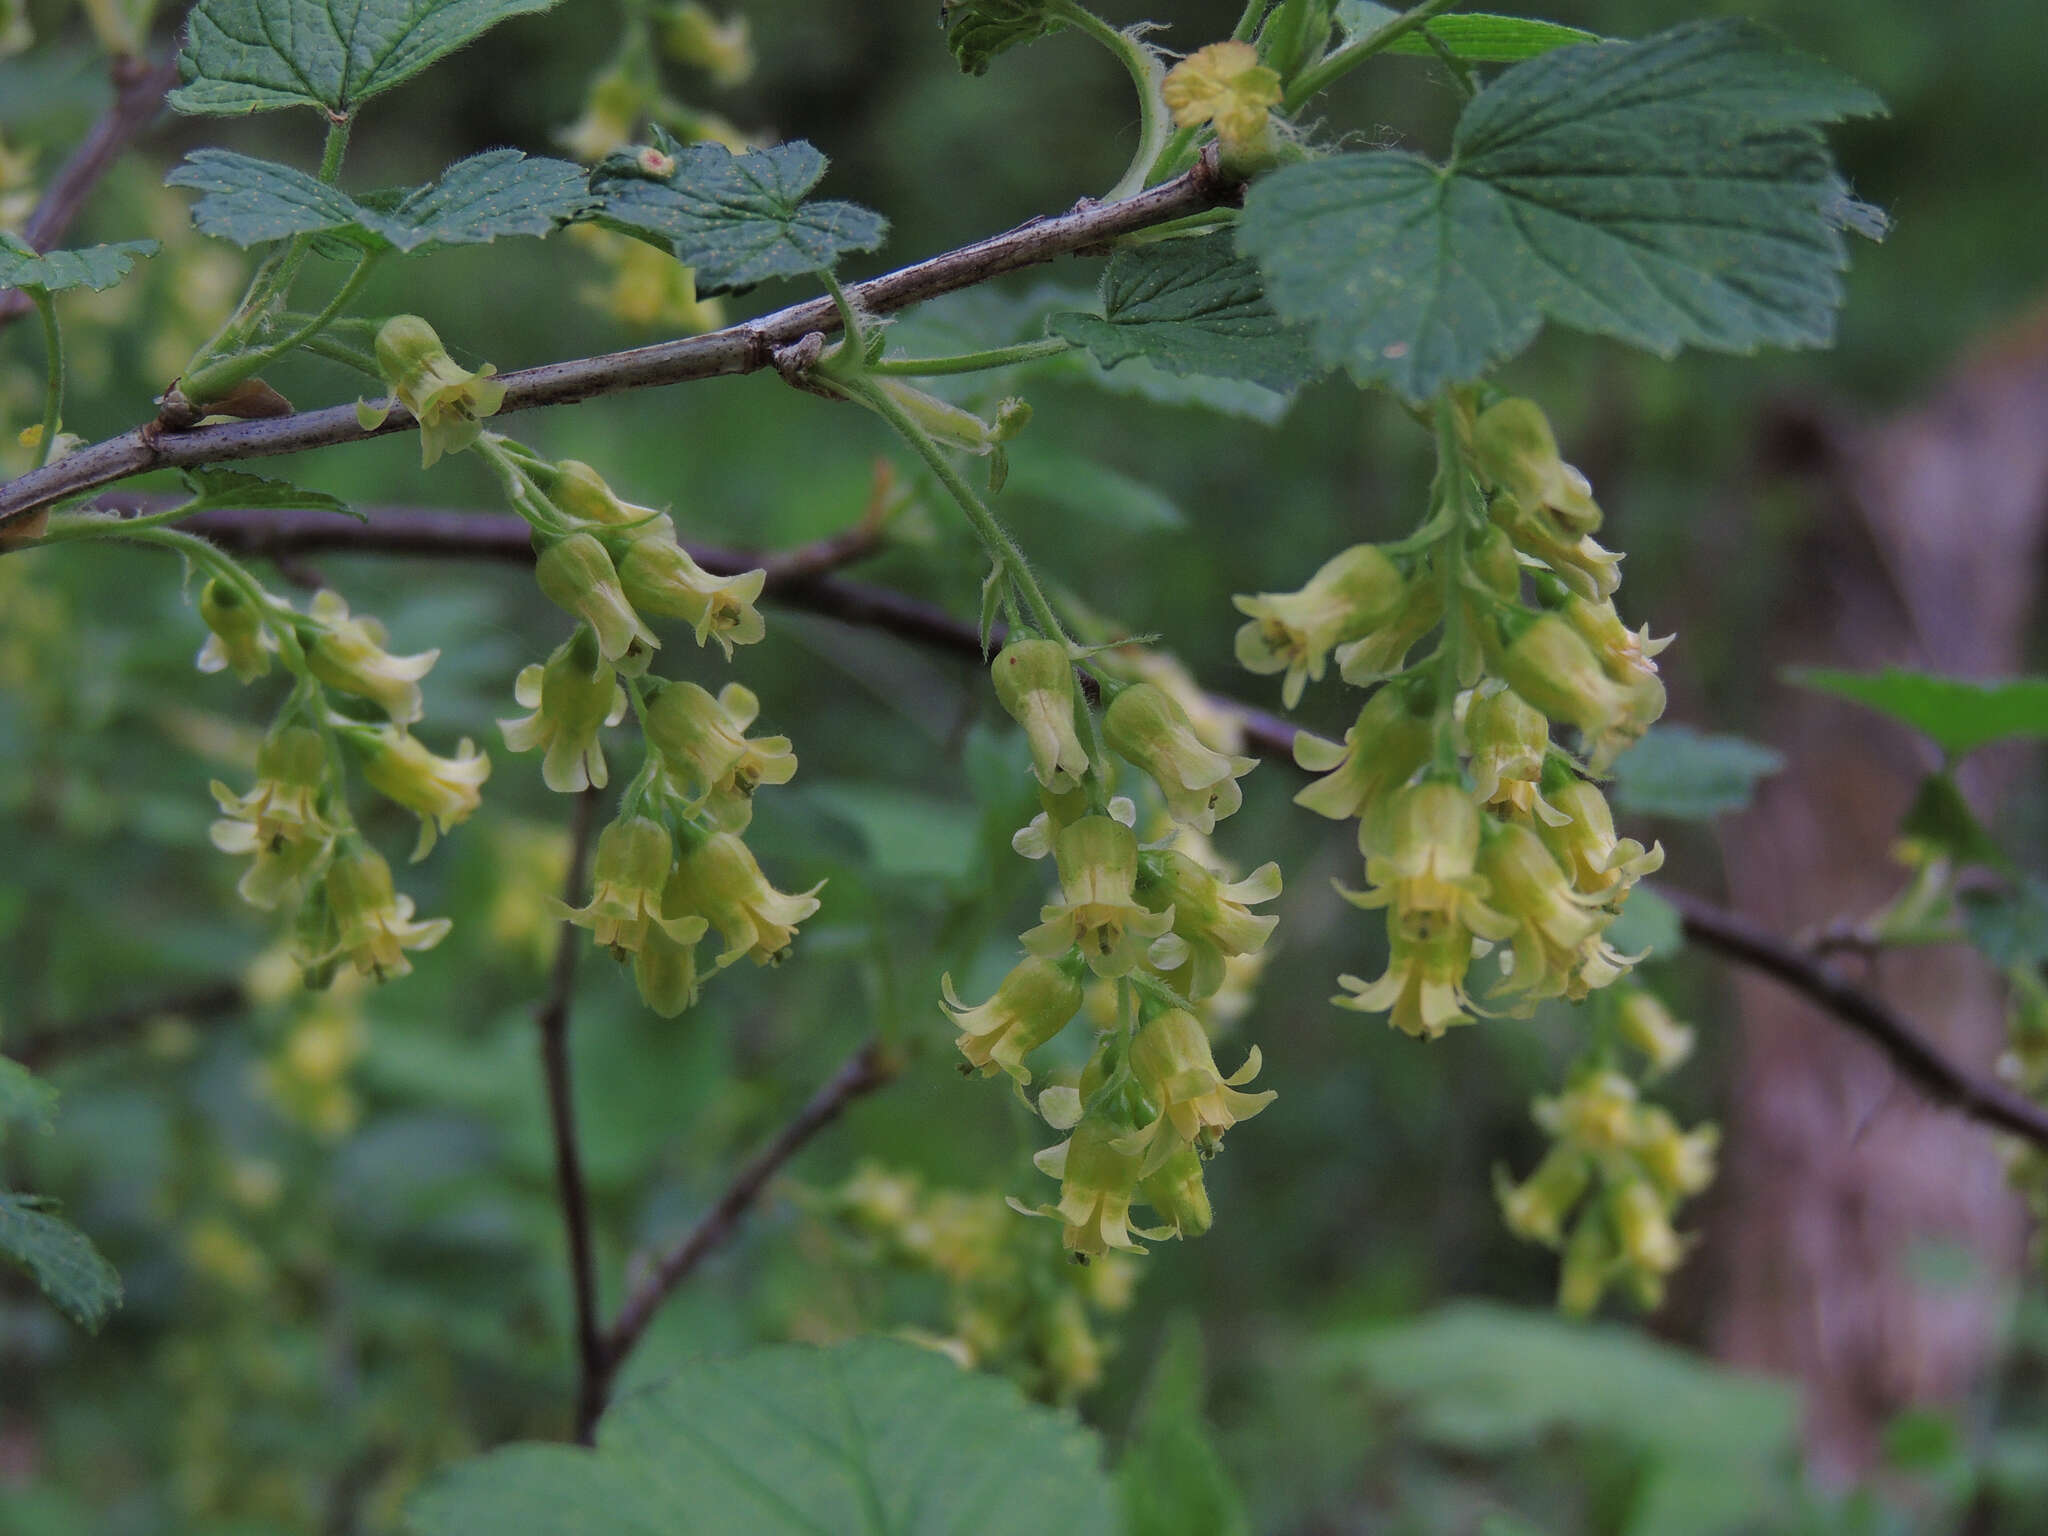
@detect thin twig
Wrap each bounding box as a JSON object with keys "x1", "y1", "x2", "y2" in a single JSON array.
[
  {"x1": 590, "y1": 1036, "x2": 897, "y2": 1431},
  {"x1": 0, "y1": 156, "x2": 1243, "y2": 525},
  {"x1": 1659, "y1": 886, "x2": 2048, "y2": 1146},
  {"x1": 0, "y1": 54, "x2": 181, "y2": 331},
  {"x1": 536, "y1": 786, "x2": 607, "y2": 1444},
  {"x1": 6, "y1": 981, "x2": 245, "y2": 1071}
]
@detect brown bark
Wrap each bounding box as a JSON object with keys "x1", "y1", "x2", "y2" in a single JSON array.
[{"x1": 1711, "y1": 304, "x2": 2048, "y2": 1481}]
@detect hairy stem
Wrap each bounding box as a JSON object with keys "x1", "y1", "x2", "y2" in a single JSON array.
[
  {"x1": 30, "y1": 292, "x2": 62, "y2": 470},
  {"x1": 867, "y1": 337, "x2": 1073, "y2": 377},
  {"x1": 1049, "y1": 0, "x2": 1170, "y2": 201}
]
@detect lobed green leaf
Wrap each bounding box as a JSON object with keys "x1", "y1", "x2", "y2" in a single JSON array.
[
  {"x1": 167, "y1": 148, "x2": 590, "y2": 253},
  {"x1": 1049, "y1": 233, "x2": 1320, "y2": 394},
  {"x1": 0, "y1": 231, "x2": 158, "y2": 295},
  {"x1": 590, "y1": 138, "x2": 887, "y2": 297},
  {"x1": 1788, "y1": 666, "x2": 2048, "y2": 759},
  {"x1": 1240, "y1": 20, "x2": 1885, "y2": 401},
  {"x1": 0, "y1": 1190, "x2": 122, "y2": 1331},
  {"x1": 171, "y1": 0, "x2": 561, "y2": 116},
  {"x1": 942, "y1": 0, "x2": 1062, "y2": 76},
  {"x1": 406, "y1": 1337, "x2": 1118, "y2": 1534},
  {"x1": 1609, "y1": 725, "x2": 1784, "y2": 821}
]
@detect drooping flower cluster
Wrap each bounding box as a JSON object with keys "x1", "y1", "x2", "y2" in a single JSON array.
[
  {"x1": 812, "y1": 1162, "x2": 1138, "y2": 1405},
  {"x1": 1237, "y1": 392, "x2": 1710, "y2": 1310},
  {"x1": 953, "y1": 634, "x2": 1278, "y2": 1259}
]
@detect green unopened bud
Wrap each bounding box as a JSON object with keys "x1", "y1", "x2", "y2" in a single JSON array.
[
  {"x1": 499, "y1": 626, "x2": 628, "y2": 794},
  {"x1": 535, "y1": 532, "x2": 660, "y2": 669},
  {"x1": 1104, "y1": 682, "x2": 1256, "y2": 834},
  {"x1": 1234, "y1": 543, "x2": 1405, "y2": 708},
  {"x1": 1558, "y1": 1210, "x2": 1616, "y2": 1316},
  {"x1": 632, "y1": 871, "x2": 709, "y2": 1017},
  {"x1": 373, "y1": 315, "x2": 505, "y2": 468},
  {"x1": 196, "y1": 578, "x2": 272, "y2": 682},
  {"x1": 1468, "y1": 523, "x2": 1523, "y2": 600},
  {"x1": 992, "y1": 638, "x2": 1089, "y2": 793},
  {"x1": 941, "y1": 953, "x2": 1085, "y2": 1083},
  {"x1": 1139, "y1": 1142, "x2": 1213, "y2": 1239},
  {"x1": 1473, "y1": 398, "x2": 1602, "y2": 535}
]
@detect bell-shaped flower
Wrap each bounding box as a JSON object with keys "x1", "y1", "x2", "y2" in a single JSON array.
[
  {"x1": 1633, "y1": 1106, "x2": 1719, "y2": 1201},
  {"x1": 498, "y1": 626, "x2": 629, "y2": 794},
  {"x1": 1480, "y1": 821, "x2": 1624, "y2": 1001},
  {"x1": 991, "y1": 638, "x2": 1090, "y2": 793},
  {"x1": 213, "y1": 817, "x2": 332, "y2": 912},
  {"x1": 1534, "y1": 1069, "x2": 1639, "y2": 1153},
  {"x1": 1138, "y1": 1142, "x2": 1214, "y2": 1240},
  {"x1": 1021, "y1": 815, "x2": 1175, "y2": 978},
  {"x1": 372, "y1": 315, "x2": 505, "y2": 468},
  {"x1": 1336, "y1": 566, "x2": 1444, "y2": 686},
  {"x1": 1292, "y1": 684, "x2": 1435, "y2": 850},
  {"x1": 632, "y1": 871, "x2": 712, "y2": 1017},
  {"x1": 211, "y1": 724, "x2": 334, "y2": 856},
  {"x1": 1608, "y1": 1178, "x2": 1685, "y2": 1283},
  {"x1": 671, "y1": 830, "x2": 823, "y2": 968},
  {"x1": 1494, "y1": 611, "x2": 1632, "y2": 744},
  {"x1": 315, "y1": 844, "x2": 452, "y2": 981},
  {"x1": 1558, "y1": 1210, "x2": 1619, "y2": 1316},
  {"x1": 535, "y1": 532, "x2": 659, "y2": 669},
  {"x1": 1342, "y1": 782, "x2": 1512, "y2": 951},
  {"x1": 1121, "y1": 1007, "x2": 1274, "y2": 1171},
  {"x1": 1473, "y1": 398, "x2": 1603, "y2": 536},
  {"x1": 1538, "y1": 777, "x2": 1663, "y2": 903},
  {"x1": 1013, "y1": 1108, "x2": 1160, "y2": 1259},
  {"x1": 303, "y1": 590, "x2": 439, "y2": 725},
  {"x1": 1494, "y1": 1143, "x2": 1590, "y2": 1248},
  {"x1": 1104, "y1": 683, "x2": 1256, "y2": 834},
  {"x1": 1234, "y1": 543, "x2": 1405, "y2": 708},
  {"x1": 642, "y1": 678, "x2": 795, "y2": 832},
  {"x1": 1161, "y1": 40, "x2": 1282, "y2": 169},
  {"x1": 617, "y1": 532, "x2": 768, "y2": 659},
  {"x1": 1334, "y1": 918, "x2": 1491, "y2": 1040},
  {"x1": 555, "y1": 815, "x2": 700, "y2": 959},
  {"x1": 354, "y1": 725, "x2": 491, "y2": 860},
  {"x1": 1491, "y1": 494, "x2": 1622, "y2": 601},
  {"x1": 941, "y1": 953, "x2": 1086, "y2": 1083},
  {"x1": 1562, "y1": 595, "x2": 1671, "y2": 686},
  {"x1": 195, "y1": 577, "x2": 273, "y2": 682},
  {"x1": 1464, "y1": 685, "x2": 1569, "y2": 826},
  {"x1": 1614, "y1": 988, "x2": 1695, "y2": 1078},
  {"x1": 1142, "y1": 849, "x2": 1280, "y2": 1000}
]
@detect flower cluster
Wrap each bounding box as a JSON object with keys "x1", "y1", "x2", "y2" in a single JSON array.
[
  {"x1": 811, "y1": 1162, "x2": 1138, "y2": 1405},
  {"x1": 952, "y1": 635, "x2": 1278, "y2": 1259},
  {"x1": 1494, "y1": 1042, "x2": 1718, "y2": 1314}
]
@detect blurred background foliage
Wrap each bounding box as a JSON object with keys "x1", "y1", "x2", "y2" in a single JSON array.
[{"x1": 3, "y1": 0, "x2": 2047, "y2": 1531}]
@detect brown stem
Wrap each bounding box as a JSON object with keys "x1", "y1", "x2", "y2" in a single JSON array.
[
  {"x1": 536, "y1": 786, "x2": 607, "y2": 1444},
  {"x1": 0, "y1": 157, "x2": 1242, "y2": 526},
  {"x1": 587, "y1": 1036, "x2": 897, "y2": 1435},
  {"x1": 0, "y1": 53, "x2": 181, "y2": 332},
  {"x1": 5, "y1": 981, "x2": 245, "y2": 1071}
]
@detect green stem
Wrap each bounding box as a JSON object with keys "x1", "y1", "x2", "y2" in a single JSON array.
[
  {"x1": 478, "y1": 434, "x2": 573, "y2": 539},
  {"x1": 181, "y1": 255, "x2": 381, "y2": 404},
  {"x1": 867, "y1": 338, "x2": 1072, "y2": 377},
  {"x1": 1421, "y1": 26, "x2": 1479, "y2": 99},
  {"x1": 316, "y1": 116, "x2": 352, "y2": 185},
  {"x1": 1048, "y1": 0, "x2": 1169, "y2": 202},
  {"x1": 1429, "y1": 394, "x2": 1473, "y2": 775},
  {"x1": 1283, "y1": 0, "x2": 1464, "y2": 111},
  {"x1": 29, "y1": 290, "x2": 61, "y2": 471},
  {"x1": 1232, "y1": 0, "x2": 1269, "y2": 42},
  {"x1": 819, "y1": 269, "x2": 865, "y2": 352}
]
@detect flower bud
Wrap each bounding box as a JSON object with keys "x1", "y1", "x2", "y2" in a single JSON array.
[
  {"x1": 498, "y1": 626, "x2": 629, "y2": 794},
  {"x1": 196, "y1": 578, "x2": 272, "y2": 681},
  {"x1": 304, "y1": 590, "x2": 439, "y2": 725},
  {"x1": 1021, "y1": 815, "x2": 1175, "y2": 978},
  {"x1": 642, "y1": 678, "x2": 795, "y2": 831},
  {"x1": 1104, "y1": 682, "x2": 1256, "y2": 834},
  {"x1": 941, "y1": 954, "x2": 1085, "y2": 1083},
  {"x1": 373, "y1": 315, "x2": 505, "y2": 467},
  {"x1": 1473, "y1": 398, "x2": 1602, "y2": 536},
  {"x1": 356, "y1": 727, "x2": 491, "y2": 860},
  {"x1": 991, "y1": 638, "x2": 1090, "y2": 793},
  {"x1": 671, "y1": 830, "x2": 823, "y2": 968},
  {"x1": 1558, "y1": 1211, "x2": 1616, "y2": 1316},
  {"x1": 535, "y1": 532, "x2": 660, "y2": 669},
  {"x1": 319, "y1": 844, "x2": 452, "y2": 981},
  {"x1": 556, "y1": 815, "x2": 703, "y2": 958},
  {"x1": 1138, "y1": 1142, "x2": 1213, "y2": 1239},
  {"x1": 1233, "y1": 543, "x2": 1405, "y2": 708}
]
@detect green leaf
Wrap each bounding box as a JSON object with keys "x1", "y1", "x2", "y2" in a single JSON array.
[
  {"x1": 0, "y1": 1190, "x2": 122, "y2": 1331},
  {"x1": 1788, "y1": 667, "x2": 2048, "y2": 759},
  {"x1": 0, "y1": 231, "x2": 158, "y2": 295},
  {"x1": 1960, "y1": 879, "x2": 2048, "y2": 969},
  {"x1": 1337, "y1": 3, "x2": 1601, "y2": 62},
  {"x1": 182, "y1": 468, "x2": 360, "y2": 519},
  {"x1": 407, "y1": 1337, "x2": 1119, "y2": 1534},
  {"x1": 1609, "y1": 725, "x2": 1783, "y2": 821},
  {"x1": 0, "y1": 1057, "x2": 57, "y2": 1135},
  {"x1": 1240, "y1": 20, "x2": 1885, "y2": 402},
  {"x1": 1048, "y1": 234, "x2": 1319, "y2": 394},
  {"x1": 590, "y1": 138, "x2": 886, "y2": 297},
  {"x1": 943, "y1": 0, "x2": 1061, "y2": 76},
  {"x1": 1120, "y1": 1318, "x2": 1250, "y2": 1536},
  {"x1": 170, "y1": 0, "x2": 560, "y2": 116},
  {"x1": 167, "y1": 149, "x2": 588, "y2": 252}
]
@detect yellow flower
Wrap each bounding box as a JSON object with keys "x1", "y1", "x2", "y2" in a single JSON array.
[
  {"x1": 1291, "y1": 682, "x2": 1433, "y2": 844},
  {"x1": 1103, "y1": 683, "x2": 1256, "y2": 834},
  {"x1": 534, "y1": 531, "x2": 660, "y2": 669},
  {"x1": 1537, "y1": 777, "x2": 1662, "y2": 903},
  {"x1": 1481, "y1": 821, "x2": 1633, "y2": 1001},
  {"x1": 1142, "y1": 848, "x2": 1280, "y2": 1000},
  {"x1": 1463, "y1": 685, "x2": 1569, "y2": 827},
  {"x1": 1162, "y1": 41, "x2": 1282, "y2": 162},
  {"x1": 643, "y1": 678, "x2": 796, "y2": 832},
  {"x1": 1342, "y1": 781, "x2": 1511, "y2": 948},
  {"x1": 632, "y1": 871, "x2": 711, "y2": 1017},
  {"x1": 1015, "y1": 1110, "x2": 1157, "y2": 1258},
  {"x1": 1472, "y1": 398, "x2": 1603, "y2": 536},
  {"x1": 210, "y1": 724, "x2": 332, "y2": 852},
  {"x1": 1021, "y1": 815, "x2": 1175, "y2": 979},
  {"x1": 1122, "y1": 1007, "x2": 1274, "y2": 1170},
  {"x1": 1334, "y1": 918, "x2": 1491, "y2": 1040},
  {"x1": 498, "y1": 626, "x2": 630, "y2": 794},
  {"x1": 1490, "y1": 493, "x2": 1621, "y2": 601},
  {"x1": 1494, "y1": 1144, "x2": 1590, "y2": 1248},
  {"x1": 1632, "y1": 1106, "x2": 1718, "y2": 1200},
  {"x1": 1335, "y1": 564, "x2": 1444, "y2": 686},
  {"x1": 195, "y1": 577, "x2": 274, "y2": 682},
  {"x1": 316, "y1": 845, "x2": 452, "y2": 982},
  {"x1": 1613, "y1": 988, "x2": 1695, "y2": 1078},
  {"x1": 991, "y1": 638, "x2": 1090, "y2": 793},
  {"x1": 555, "y1": 816, "x2": 705, "y2": 958},
  {"x1": 671, "y1": 830, "x2": 823, "y2": 967},
  {"x1": 941, "y1": 954, "x2": 1086, "y2": 1083},
  {"x1": 1233, "y1": 543, "x2": 1405, "y2": 708},
  {"x1": 354, "y1": 726, "x2": 490, "y2": 860},
  {"x1": 303, "y1": 590, "x2": 439, "y2": 725},
  {"x1": 372, "y1": 314, "x2": 505, "y2": 467},
  {"x1": 617, "y1": 528, "x2": 767, "y2": 658},
  {"x1": 1534, "y1": 1069, "x2": 1639, "y2": 1153}
]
